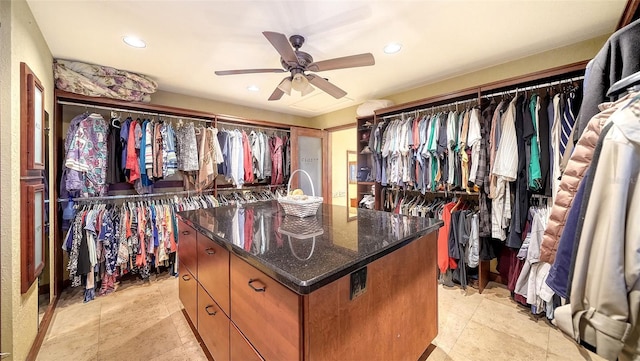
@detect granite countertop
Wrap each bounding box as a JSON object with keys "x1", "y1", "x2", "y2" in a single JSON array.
[{"x1": 178, "y1": 200, "x2": 442, "y2": 294}]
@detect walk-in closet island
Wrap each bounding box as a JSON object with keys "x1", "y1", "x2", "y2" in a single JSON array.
[{"x1": 177, "y1": 201, "x2": 442, "y2": 361}]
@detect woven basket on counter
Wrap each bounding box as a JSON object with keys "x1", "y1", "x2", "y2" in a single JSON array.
[{"x1": 277, "y1": 169, "x2": 323, "y2": 218}]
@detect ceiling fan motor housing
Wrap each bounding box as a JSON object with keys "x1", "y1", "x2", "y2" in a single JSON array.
[{"x1": 280, "y1": 50, "x2": 314, "y2": 70}]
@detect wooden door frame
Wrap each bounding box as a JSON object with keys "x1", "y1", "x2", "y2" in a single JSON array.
[{"x1": 290, "y1": 127, "x2": 329, "y2": 202}]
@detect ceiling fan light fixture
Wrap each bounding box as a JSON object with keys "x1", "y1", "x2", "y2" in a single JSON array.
[
  {"x1": 301, "y1": 83, "x2": 315, "y2": 96},
  {"x1": 383, "y1": 42, "x2": 402, "y2": 54},
  {"x1": 277, "y1": 78, "x2": 292, "y2": 95},
  {"x1": 291, "y1": 72, "x2": 309, "y2": 92}
]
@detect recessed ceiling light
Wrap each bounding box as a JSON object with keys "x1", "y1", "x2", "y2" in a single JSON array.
[
  {"x1": 123, "y1": 36, "x2": 146, "y2": 48},
  {"x1": 247, "y1": 85, "x2": 260, "y2": 92},
  {"x1": 383, "y1": 42, "x2": 402, "y2": 54}
]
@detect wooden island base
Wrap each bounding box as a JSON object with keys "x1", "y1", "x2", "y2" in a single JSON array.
[
  {"x1": 303, "y1": 232, "x2": 438, "y2": 361},
  {"x1": 178, "y1": 202, "x2": 440, "y2": 361}
]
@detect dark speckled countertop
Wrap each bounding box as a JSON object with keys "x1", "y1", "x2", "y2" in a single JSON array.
[{"x1": 178, "y1": 200, "x2": 441, "y2": 295}]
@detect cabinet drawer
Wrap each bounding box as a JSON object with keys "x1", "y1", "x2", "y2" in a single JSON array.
[
  {"x1": 198, "y1": 284, "x2": 230, "y2": 361},
  {"x1": 179, "y1": 268, "x2": 198, "y2": 329},
  {"x1": 230, "y1": 255, "x2": 300, "y2": 361},
  {"x1": 197, "y1": 235, "x2": 230, "y2": 316},
  {"x1": 178, "y1": 220, "x2": 197, "y2": 276},
  {"x1": 230, "y1": 322, "x2": 263, "y2": 361}
]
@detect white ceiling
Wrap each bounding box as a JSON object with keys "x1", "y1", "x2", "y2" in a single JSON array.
[{"x1": 27, "y1": 0, "x2": 626, "y2": 118}]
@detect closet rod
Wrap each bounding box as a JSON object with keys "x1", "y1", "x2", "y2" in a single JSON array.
[
  {"x1": 216, "y1": 120, "x2": 290, "y2": 133},
  {"x1": 482, "y1": 75, "x2": 585, "y2": 99},
  {"x1": 380, "y1": 97, "x2": 478, "y2": 120},
  {"x1": 156, "y1": 113, "x2": 213, "y2": 124},
  {"x1": 57, "y1": 100, "x2": 214, "y2": 124},
  {"x1": 57, "y1": 189, "x2": 215, "y2": 203}
]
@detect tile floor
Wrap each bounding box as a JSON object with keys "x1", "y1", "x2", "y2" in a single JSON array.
[{"x1": 37, "y1": 276, "x2": 604, "y2": 361}]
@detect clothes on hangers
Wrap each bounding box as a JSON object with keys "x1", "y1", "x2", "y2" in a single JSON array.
[
  {"x1": 513, "y1": 205, "x2": 552, "y2": 316},
  {"x1": 574, "y1": 18, "x2": 640, "y2": 141},
  {"x1": 63, "y1": 193, "x2": 220, "y2": 301},
  {"x1": 64, "y1": 109, "x2": 291, "y2": 196},
  {"x1": 217, "y1": 128, "x2": 289, "y2": 187},
  {"x1": 106, "y1": 116, "x2": 124, "y2": 184},
  {"x1": 175, "y1": 122, "x2": 200, "y2": 172},
  {"x1": 486, "y1": 84, "x2": 583, "y2": 245},
  {"x1": 540, "y1": 92, "x2": 636, "y2": 265},
  {"x1": 183, "y1": 125, "x2": 221, "y2": 191},
  {"x1": 62, "y1": 113, "x2": 109, "y2": 197},
  {"x1": 372, "y1": 106, "x2": 484, "y2": 194},
  {"x1": 162, "y1": 122, "x2": 179, "y2": 177},
  {"x1": 552, "y1": 94, "x2": 640, "y2": 361}
]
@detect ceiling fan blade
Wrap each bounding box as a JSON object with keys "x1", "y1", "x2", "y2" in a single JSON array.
[
  {"x1": 215, "y1": 68, "x2": 285, "y2": 76},
  {"x1": 307, "y1": 53, "x2": 375, "y2": 72},
  {"x1": 306, "y1": 74, "x2": 347, "y2": 99},
  {"x1": 268, "y1": 87, "x2": 285, "y2": 101},
  {"x1": 262, "y1": 31, "x2": 299, "y2": 66}
]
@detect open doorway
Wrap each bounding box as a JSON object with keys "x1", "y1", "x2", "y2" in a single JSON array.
[{"x1": 347, "y1": 151, "x2": 358, "y2": 221}]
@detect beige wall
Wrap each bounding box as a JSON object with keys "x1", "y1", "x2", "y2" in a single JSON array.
[
  {"x1": 311, "y1": 34, "x2": 611, "y2": 129},
  {"x1": 0, "y1": 0, "x2": 55, "y2": 359},
  {"x1": 151, "y1": 90, "x2": 311, "y2": 127}
]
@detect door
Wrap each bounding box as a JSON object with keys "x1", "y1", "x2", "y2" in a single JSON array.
[{"x1": 290, "y1": 127, "x2": 328, "y2": 202}]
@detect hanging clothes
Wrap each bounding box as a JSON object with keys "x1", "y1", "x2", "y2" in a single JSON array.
[
  {"x1": 64, "y1": 193, "x2": 220, "y2": 301},
  {"x1": 555, "y1": 94, "x2": 640, "y2": 361},
  {"x1": 491, "y1": 97, "x2": 518, "y2": 241},
  {"x1": 270, "y1": 135, "x2": 284, "y2": 185},
  {"x1": 513, "y1": 205, "x2": 552, "y2": 315},
  {"x1": 242, "y1": 130, "x2": 254, "y2": 184},
  {"x1": 175, "y1": 122, "x2": 199, "y2": 172},
  {"x1": 125, "y1": 119, "x2": 142, "y2": 184},
  {"x1": 64, "y1": 113, "x2": 109, "y2": 197},
  {"x1": 106, "y1": 117, "x2": 123, "y2": 184},
  {"x1": 573, "y1": 18, "x2": 640, "y2": 141},
  {"x1": 540, "y1": 94, "x2": 634, "y2": 264},
  {"x1": 162, "y1": 123, "x2": 178, "y2": 177}
]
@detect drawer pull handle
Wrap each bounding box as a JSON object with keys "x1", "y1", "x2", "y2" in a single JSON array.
[
  {"x1": 182, "y1": 231, "x2": 190, "y2": 236},
  {"x1": 205, "y1": 248, "x2": 216, "y2": 255},
  {"x1": 205, "y1": 305, "x2": 217, "y2": 316},
  {"x1": 248, "y1": 279, "x2": 266, "y2": 292},
  {"x1": 181, "y1": 274, "x2": 191, "y2": 281}
]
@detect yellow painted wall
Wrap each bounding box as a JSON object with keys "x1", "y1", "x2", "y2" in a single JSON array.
[
  {"x1": 150, "y1": 90, "x2": 310, "y2": 127},
  {"x1": 0, "y1": 0, "x2": 55, "y2": 359},
  {"x1": 311, "y1": 34, "x2": 611, "y2": 129},
  {"x1": 329, "y1": 128, "x2": 357, "y2": 206}
]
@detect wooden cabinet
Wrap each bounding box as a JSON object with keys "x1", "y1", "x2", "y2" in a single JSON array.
[
  {"x1": 179, "y1": 268, "x2": 198, "y2": 329},
  {"x1": 178, "y1": 218, "x2": 438, "y2": 361},
  {"x1": 197, "y1": 234, "x2": 230, "y2": 316},
  {"x1": 198, "y1": 284, "x2": 230, "y2": 361},
  {"x1": 230, "y1": 322, "x2": 264, "y2": 361},
  {"x1": 177, "y1": 220, "x2": 198, "y2": 275},
  {"x1": 178, "y1": 222, "x2": 231, "y2": 359},
  {"x1": 230, "y1": 254, "x2": 300, "y2": 361}
]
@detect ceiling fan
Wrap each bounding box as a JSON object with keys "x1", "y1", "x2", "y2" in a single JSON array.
[{"x1": 215, "y1": 31, "x2": 375, "y2": 101}]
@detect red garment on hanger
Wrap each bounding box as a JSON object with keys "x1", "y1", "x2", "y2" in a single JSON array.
[
  {"x1": 125, "y1": 121, "x2": 141, "y2": 183},
  {"x1": 438, "y1": 202, "x2": 456, "y2": 274},
  {"x1": 242, "y1": 130, "x2": 254, "y2": 183}
]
